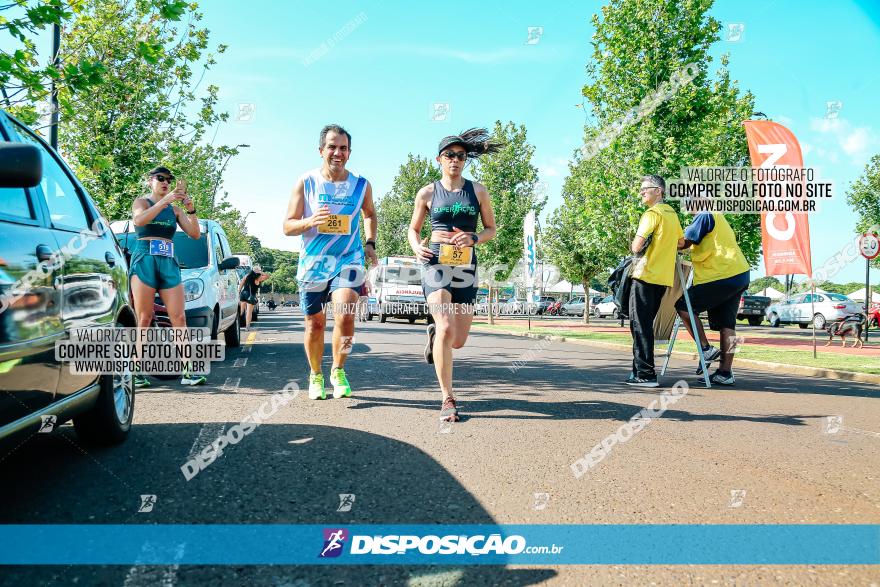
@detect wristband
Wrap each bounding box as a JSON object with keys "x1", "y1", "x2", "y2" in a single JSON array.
[
  {"x1": 365, "y1": 240, "x2": 376, "y2": 248},
  {"x1": 186, "y1": 208, "x2": 197, "y2": 215},
  {"x1": 470, "y1": 233, "x2": 479, "y2": 244}
]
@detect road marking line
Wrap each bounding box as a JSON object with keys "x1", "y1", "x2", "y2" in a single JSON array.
[
  {"x1": 246, "y1": 331, "x2": 257, "y2": 345},
  {"x1": 187, "y1": 423, "x2": 226, "y2": 461},
  {"x1": 222, "y1": 377, "x2": 241, "y2": 391},
  {"x1": 234, "y1": 357, "x2": 248, "y2": 368}
]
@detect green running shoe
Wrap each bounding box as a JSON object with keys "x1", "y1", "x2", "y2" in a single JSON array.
[
  {"x1": 308, "y1": 372, "x2": 326, "y2": 400},
  {"x1": 134, "y1": 374, "x2": 151, "y2": 389},
  {"x1": 180, "y1": 364, "x2": 206, "y2": 386},
  {"x1": 330, "y1": 367, "x2": 352, "y2": 399}
]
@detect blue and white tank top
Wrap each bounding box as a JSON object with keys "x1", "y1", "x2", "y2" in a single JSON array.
[{"x1": 296, "y1": 168, "x2": 367, "y2": 283}]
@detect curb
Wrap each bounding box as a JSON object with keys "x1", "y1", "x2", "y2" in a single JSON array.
[{"x1": 472, "y1": 325, "x2": 880, "y2": 385}]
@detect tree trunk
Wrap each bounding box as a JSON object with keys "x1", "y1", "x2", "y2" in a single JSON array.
[{"x1": 488, "y1": 287, "x2": 495, "y2": 325}]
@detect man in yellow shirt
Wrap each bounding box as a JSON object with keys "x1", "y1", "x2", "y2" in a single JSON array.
[
  {"x1": 627, "y1": 175, "x2": 684, "y2": 387},
  {"x1": 675, "y1": 212, "x2": 750, "y2": 386}
]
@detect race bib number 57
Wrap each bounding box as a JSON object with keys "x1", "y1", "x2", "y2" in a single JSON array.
[{"x1": 439, "y1": 245, "x2": 473, "y2": 266}]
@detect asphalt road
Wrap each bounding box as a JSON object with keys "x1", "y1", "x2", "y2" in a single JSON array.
[{"x1": 1, "y1": 307, "x2": 878, "y2": 586}]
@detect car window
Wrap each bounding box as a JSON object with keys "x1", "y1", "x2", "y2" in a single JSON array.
[
  {"x1": 12, "y1": 122, "x2": 90, "y2": 230},
  {"x1": 826, "y1": 293, "x2": 848, "y2": 301},
  {"x1": 218, "y1": 232, "x2": 231, "y2": 259},
  {"x1": 603, "y1": 296, "x2": 612, "y2": 303},
  {"x1": 211, "y1": 231, "x2": 223, "y2": 266},
  {"x1": 0, "y1": 187, "x2": 34, "y2": 220}
]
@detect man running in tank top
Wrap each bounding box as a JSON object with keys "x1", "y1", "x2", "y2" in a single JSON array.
[
  {"x1": 283, "y1": 124, "x2": 378, "y2": 400},
  {"x1": 409, "y1": 128, "x2": 499, "y2": 422}
]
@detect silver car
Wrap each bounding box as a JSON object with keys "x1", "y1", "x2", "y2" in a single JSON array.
[
  {"x1": 766, "y1": 292, "x2": 863, "y2": 329},
  {"x1": 560, "y1": 296, "x2": 586, "y2": 316}
]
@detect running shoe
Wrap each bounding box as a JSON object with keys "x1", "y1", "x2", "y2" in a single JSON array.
[
  {"x1": 439, "y1": 396, "x2": 460, "y2": 422},
  {"x1": 180, "y1": 366, "x2": 206, "y2": 386},
  {"x1": 134, "y1": 375, "x2": 151, "y2": 389},
  {"x1": 424, "y1": 323, "x2": 436, "y2": 364},
  {"x1": 695, "y1": 345, "x2": 721, "y2": 375},
  {"x1": 308, "y1": 372, "x2": 326, "y2": 400},
  {"x1": 625, "y1": 374, "x2": 659, "y2": 388},
  {"x1": 330, "y1": 367, "x2": 352, "y2": 399},
  {"x1": 709, "y1": 370, "x2": 735, "y2": 386}
]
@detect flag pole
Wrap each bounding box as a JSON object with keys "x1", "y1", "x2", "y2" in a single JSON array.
[{"x1": 811, "y1": 281, "x2": 817, "y2": 358}]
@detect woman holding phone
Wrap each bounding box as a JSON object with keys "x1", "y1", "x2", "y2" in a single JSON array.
[
  {"x1": 408, "y1": 129, "x2": 499, "y2": 422},
  {"x1": 130, "y1": 166, "x2": 204, "y2": 387}
]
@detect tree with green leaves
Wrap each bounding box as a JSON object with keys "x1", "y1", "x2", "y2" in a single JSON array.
[
  {"x1": 548, "y1": 0, "x2": 760, "y2": 297},
  {"x1": 1, "y1": 0, "x2": 188, "y2": 124},
  {"x1": 472, "y1": 121, "x2": 544, "y2": 323},
  {"x1": 748, "y1": 276, "x2": 783, "y2": 294},
  {"x1": 847, "y1": 153, "x2": 880, "y2": 269},
  {"x1": 376, "y1": 154, "x2": 440, "y2": 257}
]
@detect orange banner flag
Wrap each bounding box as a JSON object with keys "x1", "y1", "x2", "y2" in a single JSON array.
[{"x1": 743, "y1": 120, "x2": 813, "y2": 277}]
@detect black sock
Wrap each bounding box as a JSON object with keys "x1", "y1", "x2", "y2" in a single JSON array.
[
  {"x1": 702, "y1": 344, "x2": 711, "y2": 351},
  {"x1": 716, "y1": 369, "x2": 732, "y2": 376}
]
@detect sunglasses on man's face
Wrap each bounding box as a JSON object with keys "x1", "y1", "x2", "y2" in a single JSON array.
[
  {"x1": 153, "y1": 175, "x2": 174, "y2": 183},
  {"x1": 639, "y1": 186, "x2": 660, "y2": 193},
  {"x1": 441, "y1": 151, "x2": 467, "y2": 161}
]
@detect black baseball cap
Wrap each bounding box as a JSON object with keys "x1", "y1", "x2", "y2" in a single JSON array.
[
  {"x1": 438, "y1": 136, "x2": 467, "y2": 154},
  {"x1": 148, "y1": 166, "x2": 173, "y2": 177}
]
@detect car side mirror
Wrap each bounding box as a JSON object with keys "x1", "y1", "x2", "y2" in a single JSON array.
[
  {"x1": 219, "y1": 256, "x2": 240, "y2": 271},
  {"x1": 0, "y1": 143, "x2": 42, "y2": 188}
]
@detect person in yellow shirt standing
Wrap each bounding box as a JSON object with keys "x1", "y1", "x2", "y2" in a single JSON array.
[
  {"x1": 675, "y1": 212, "x2": 750, "y2": 386},
  {"x1": 627, "y1": 175, "x2": 684, "y2": 387}
]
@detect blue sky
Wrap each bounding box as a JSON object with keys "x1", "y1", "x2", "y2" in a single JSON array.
[{"x1": 19, "y1": 0, "x2": 880, "y2": 284}]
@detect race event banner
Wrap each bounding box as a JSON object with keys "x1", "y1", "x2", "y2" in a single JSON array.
[{"x1": 743, "y1": 120, "x2": 813, "y2": 277}]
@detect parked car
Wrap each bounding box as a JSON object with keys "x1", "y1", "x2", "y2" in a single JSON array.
[
  {"x1": 112, "y1": 219, "x2": 241, "y2": 345},
  {"x1": 737, "y1": 294, "x2": 771, "y2": 326},
  {"x1": 869, "y1": 303, "x2": 880, "y2": 328},
  {"x1": 765, "y1": 292, "x2": 863, "y2": 329},
  {"x1": 560, "y1": 296, "x2": 585, "y2": 316},
  {"x1": 0, "y1": 109, "x2": 136, "y2": 448},
  {"x1": 592, "y1": 295, "x2": 620, "y2": 318},
  {"x1": 532, "y1": 296, "x2": 557, "y2": 315}
]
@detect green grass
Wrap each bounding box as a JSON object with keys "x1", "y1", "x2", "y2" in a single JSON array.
[{"x1": 476, "y1": 324, "x2": 880, "y2": 376}]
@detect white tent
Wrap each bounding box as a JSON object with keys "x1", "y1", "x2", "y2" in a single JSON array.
[
  {"x1": 813, "y1": 287, "x2": 829, "y2": 294},
  {"x1": 545, "y1": 280, "x2": 584, "y2": 294},
  {"x1": 846, "y1": 287, "x2": 880, "y2": 303},
  {"x1": 757, "y1": 286, "x2": 785, "y2": 300}
]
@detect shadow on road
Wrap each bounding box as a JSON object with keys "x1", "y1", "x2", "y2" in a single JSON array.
[{"x1": 0, "y1": 423, "x2": 555, "y2": 586}]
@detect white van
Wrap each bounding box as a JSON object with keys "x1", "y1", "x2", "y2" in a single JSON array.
[{"x1": 366, "y1": 256, "x2": 429, "y2": 324}]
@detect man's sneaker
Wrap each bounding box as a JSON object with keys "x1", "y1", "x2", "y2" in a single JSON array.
[
  {"x1": 709, "y1": 371, "x2": 735, "y2": 386},
  {"x1": 180, "y1": 372, "x2": 206, "y2": 386},
  {"x1": 625, "y1": 374, "x2": 659, "y2": 388},
  {"x1": 424, "y1": 323, "x2": 436, "y2": 364},
  {"x1": 439, "y1": 396, "x2": 460, "y2": 422},
  {"x1": 330, "y1": 367, "x2": 352, "y2": 399},
  {"x1": 308, "y1": 372, "x2": 326, "y2": 400},
  {"x1": 134, "y1": 375, "x2": 151, "y2": 389},
  {"x1": 696, "y1": 345, "x2": 721, "y2": 375}
]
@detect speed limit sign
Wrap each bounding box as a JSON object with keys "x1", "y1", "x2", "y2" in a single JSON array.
[{"x1": 860, "y1": 233, "x2": 880, "y2": 260}]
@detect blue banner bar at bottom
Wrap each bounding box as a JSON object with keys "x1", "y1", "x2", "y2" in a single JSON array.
[{"x1": 0, "y1": 525, "x2": 877, "y2": 565}]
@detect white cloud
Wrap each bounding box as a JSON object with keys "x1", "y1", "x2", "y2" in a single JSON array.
[
  {"x1": 841, "y1": 127, "x2": 870, "y2": 155},
  {"x1": 806, "y1": 117, "x2": 877, "y2": 165}
]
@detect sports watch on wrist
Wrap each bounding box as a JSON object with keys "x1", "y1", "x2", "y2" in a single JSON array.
[{"x1": 470, "y1": 233, "x2": 479, "y2": 244}]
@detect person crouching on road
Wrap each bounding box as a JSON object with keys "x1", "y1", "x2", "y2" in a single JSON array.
[
  {"x1": 675, "y1": 212, "x2": 750, "y2": 386},
  {"x1": 239, "y1": 264, "x2": 269, "y2": 330},
  {"x1": 626, "y1": 175, "x2": 684, "y2": 388}
]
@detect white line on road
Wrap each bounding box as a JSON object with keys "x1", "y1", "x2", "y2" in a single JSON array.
[
  {"x1": 222, "y1": 377, "x2": 241, "y2": 391},
  {"x1": 234, "y1": 357, "x2": 248, "y2": 368},
  {"x1": 187, "y1": 423, "x2": 226, "y2": 461}
]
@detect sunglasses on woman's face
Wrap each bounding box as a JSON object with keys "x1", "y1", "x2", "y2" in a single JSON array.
[
  {"x1": 441, "y1": 151, "x2": 467, "y2": 161},
  {"x1": 153, "y1": 175, "x2": 174, "y2": 183}
]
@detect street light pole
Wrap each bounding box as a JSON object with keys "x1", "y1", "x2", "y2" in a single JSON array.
[
  {"x1": 49, "y1": 23, "x2": 61, "y2": 151},
  {"x1": 242, "y1": 211, "x2": 256, "y2": 225},
  {"x1": 211, "y1": 144, "x2": 250, "y2": 209}
]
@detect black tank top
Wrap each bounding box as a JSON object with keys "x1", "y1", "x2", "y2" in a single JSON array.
[{"x1": 429, "y1": 180, "x2": 480, "y2": 233}]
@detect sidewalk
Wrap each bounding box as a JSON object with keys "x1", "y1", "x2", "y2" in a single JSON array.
[{"x1": 477, "y1": 318, "x2": 880, "y2": 357}]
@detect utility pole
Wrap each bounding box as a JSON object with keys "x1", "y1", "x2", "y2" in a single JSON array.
[{"x1": 49, "y1": 23, "x2": 61, "y2": 150}]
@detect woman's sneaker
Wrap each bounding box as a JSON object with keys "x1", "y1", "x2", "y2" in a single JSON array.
[
  {"x1": 134, "y1": 375, "x2": 151, "y2": 389},
  {"x1": 180, "y1": 366, "x2": 206, "y2": 386},
  {"x1": 308, "y1": 372, "x2": 326, "y2": 400},
  {"x1": 625, "y1": 374, "x2": 659, "y2": 388},
  {"x1": 330, "y1": 367, "x2": 352, "y2": 399},
  {"x1": 424, "y1": 324, "x2": 436, "y2": 364},
  {"x1": 439, "y1": 396, "x2": 460, "y2": 422}
]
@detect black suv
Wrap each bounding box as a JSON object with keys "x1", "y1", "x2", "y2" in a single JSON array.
[{"x1": 0, "y1": 110, "x2": 136, "y2": 450}]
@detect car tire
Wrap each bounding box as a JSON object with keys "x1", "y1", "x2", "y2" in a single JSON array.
[
  {"x1": 74, "y1": 329, "x2": 134, "y2": 445},
  {"x1": 748, "y1": 317, "x2": 762, "y2": 326},
  {"x1": 366, "y1": 313, "x2": 373, "y2": 321},
  {"x1": 769, "y1": 313, "x2": 780, "y2": 327},
  {"x1": 408, "y1": 317, "x2": 416, "y2": 324},
  {"x1": 593, "y1": 308, "x2": 602, "y2": 318},
  {"x1": 812, "y1": 313, "x2": 826, "y2": 329},
  {"x1": 379, "y1": 311, "x2": 387, "y2": 323},
  {"x1": 225, "y1": 311, "x2": 241, "y2": 347}
]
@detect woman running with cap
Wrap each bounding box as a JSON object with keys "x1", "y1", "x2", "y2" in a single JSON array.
[
  {"x1": 408, "y1": 128, "x2": 499, "y2": 422},
  {"x1": 130, "y1": 166, "x2": 204, "y2": 387}
]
